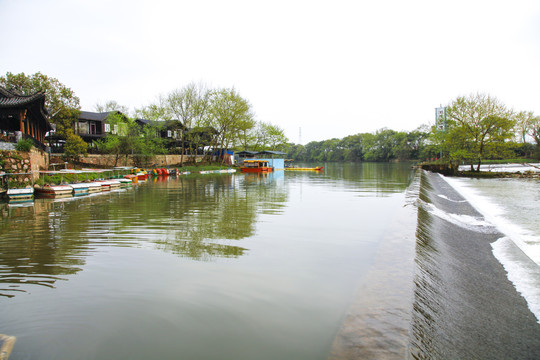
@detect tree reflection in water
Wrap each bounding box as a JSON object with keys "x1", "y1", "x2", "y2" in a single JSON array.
[{"x1": 0, "y1": 172, "x2": 288, "y2": 296}]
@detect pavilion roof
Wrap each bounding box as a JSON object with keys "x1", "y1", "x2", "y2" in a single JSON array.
[
  {"x1": 0, "y1": 86, "x2": 47, "y2": 109},
  {"x1": 0, "y1": 86, "x2": 52, "y2": 134}
]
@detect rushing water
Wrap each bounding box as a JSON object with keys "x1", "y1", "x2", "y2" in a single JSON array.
[
  {"x1": 1, "y1": 163, "x2": 539, "y2": 360},
  {"x1": 412, "y1": 172, "x2": 540, "y2": 359}
]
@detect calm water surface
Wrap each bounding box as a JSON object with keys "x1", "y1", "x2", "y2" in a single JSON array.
[{"x1": 0, "y1": 163, "x2": 416, "y2": 360}]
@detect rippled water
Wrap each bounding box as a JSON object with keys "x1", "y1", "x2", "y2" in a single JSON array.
[{"x1": 0, "y1": 163, "x2": 417, "y2": 360}]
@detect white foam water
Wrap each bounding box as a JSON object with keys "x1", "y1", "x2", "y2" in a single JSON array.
[
  {"x1": 441, "y1": 175, "x2": 540, "y2": 265},
  {"x1": 436, "y1": 194, "x2": 467, "y2": 203},
  {"x1": 492, "y1": 237, "x2": 540, "y2": 323},
  {"x1": 440, "y1": 174, "x2": 540, "y2": 323},
  {"x1": 417, "y1": 199, "x2": 497, "y2": 233}
]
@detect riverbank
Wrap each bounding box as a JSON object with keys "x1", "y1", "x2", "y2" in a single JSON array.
[
  {"x1": 420, "y1": 162, "x2": 540, "y2": 178},
  {"x1": 457, "y1": 163, "x2": 540, "y2": 178}
]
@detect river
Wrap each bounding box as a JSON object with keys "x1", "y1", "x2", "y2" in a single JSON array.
[{"x1": 0, "y1": 163, "x2": 538, "y2": 359}]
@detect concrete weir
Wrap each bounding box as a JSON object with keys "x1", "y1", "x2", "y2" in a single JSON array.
[{"x1": 410, "y1": 171, "x2": 540, "y2": 359}]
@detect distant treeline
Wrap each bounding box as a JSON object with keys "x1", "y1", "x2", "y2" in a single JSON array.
[{"x1": 285, "y1": 127, "x2": 534, "y2": 163}]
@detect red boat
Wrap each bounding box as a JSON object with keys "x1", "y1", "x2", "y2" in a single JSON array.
[{"x1": 240, "y1": 160, "x2": 273, "y2": 173}]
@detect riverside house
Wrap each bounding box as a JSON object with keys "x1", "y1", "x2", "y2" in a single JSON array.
[
  {"x1": 74, "y1": 111, "x2": 129, "y2": 145},
  {"x1": 0, "y1": 86, "x2": 52, "y2": 149}
]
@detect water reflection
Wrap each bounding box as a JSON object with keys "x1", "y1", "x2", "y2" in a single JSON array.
[
  {"x1": 0, "y1": 164, "x2": 413, "y2": 298},
  {"x1": 294, "y1": 162, "x2": 415, "y2": 195},
  {"x1": 0, "y1": 173, "x2": 289, "y2": 295}
]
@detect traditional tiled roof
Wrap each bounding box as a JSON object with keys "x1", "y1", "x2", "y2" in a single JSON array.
[{"x1": 0, "y1": 86, "x2": 46, "y2": 108}]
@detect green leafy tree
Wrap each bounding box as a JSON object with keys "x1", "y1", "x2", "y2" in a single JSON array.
[
  {"x1": 362, "y1": 129, "x2": 398, "y2": 162},
  {"x1": 63, "y1": 130, "x2": 88, "y2": 161},
  {"x1": 236, "y1": 117, "x2": 257, "y2": 150},
  {"x1": 135, "y1": 95, "x2": 172, "y2": 121},
  {"x1": 526, "y1": 115, "x2": 540, "y2": 159},
  {"x1": 95, "y1": 100, "x2": 130, "y2": 115},
  {"x1": 264, "y1": 123, "x2": 288, "y2": 151},
  {"x1": 444, "y1": 93, "x2": 515, "y2": 171},
  {"x1": 94, "y1": 113, "x2": 140, "y2": 166},
  {"x1": 208, "y1": 88, "x2": 254, "y2": 163},
  {"x1": 166, "y1": 82, "x2": 212, "y2": 161}
]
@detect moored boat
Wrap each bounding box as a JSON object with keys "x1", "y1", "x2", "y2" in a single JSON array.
[
  {"x1": 6, "y1": 187, "x2": 34, "y2": 202},
  {"x1": 117, "y1": 178, "x2": 132, "y2": 186},
  {"x1": 123, "y1": 174, "x2": 138, "y2": 183},
  {"x1": 86, "y1": 182, "x2": 103, "y2": 193},
  {"x1": 136, "y1": 171, "x2": 148, "y2": 181},
  {"x1": 285, "y1": 166, "x2": 323, "y2": 171},
  {"x1": 240, "y1": 160, "x2": 273, "y2": 173},
  {"x1": 68, "y1": 183, "x2": 90, "y2": 196},
  {"x1": 34, "y1": 184, "x2": 73, "y2": 198},
  {"x1": 1, "y1": 172, "x2": 35, "y2": 202},
  {"x1": 96, "y1": 179, "x2": 121, "y2": 191}
]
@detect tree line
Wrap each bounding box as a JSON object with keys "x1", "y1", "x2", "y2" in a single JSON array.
[
  {"x1": 287, "y1": 128, "x2": 431, "y2": 163},
  {"x1": 286, "y1": 93, "x2": 539, "y2": 168}
]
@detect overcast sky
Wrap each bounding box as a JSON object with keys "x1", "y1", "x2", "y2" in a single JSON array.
[{"x1": 1, "y1": 0, "x2": 539, "y2": 144}]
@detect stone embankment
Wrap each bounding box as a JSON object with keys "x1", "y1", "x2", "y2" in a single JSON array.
[{"x1": 0, "y1": 149, "x2": 48, "y2": 187}]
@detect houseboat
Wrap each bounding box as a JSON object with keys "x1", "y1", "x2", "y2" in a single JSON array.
[{"x1": 240, "y1": 160, "x2": 273, "y2": 173}]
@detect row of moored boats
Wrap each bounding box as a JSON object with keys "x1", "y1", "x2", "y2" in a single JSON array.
[{"x1": 3, "y1": 168, "x2": 151, "y2": 202}]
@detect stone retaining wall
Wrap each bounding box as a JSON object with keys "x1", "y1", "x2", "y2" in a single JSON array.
[
  {"x1": 0, "y1": 149, "x2": 48, "y2": 184},
  {"x1": 77, "y1": 154, "x2": 203, "y2": 167}
]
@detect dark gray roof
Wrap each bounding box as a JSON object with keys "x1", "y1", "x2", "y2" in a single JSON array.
[
  {"x1": 79, "y1": 111, "x2": 112, "y2": 122},
  {"x1": 236, "y1": 150, "x2": 259, "y2": 156},
  {"x1": 136, "y1": 118, "x2": 153, "y2": 125},
  {"x1": 256, "y1": 150, "x2": 287, "y2": 155}
]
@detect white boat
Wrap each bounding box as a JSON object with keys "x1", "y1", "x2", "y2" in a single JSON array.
[
  {"x1": 68, "y1": 183, "x2": 90, "y2": 196},
  {"x1": 86, "y1": 182, "x2": 103, "y2": 193},
  {"x1": 34, "y1": 184, "x2": 73, "y2": 198},
  {"x1": 97, "y1": 179, "x2": 121, "y2": 190},
  {"x1": 107, "y1": 179, "x2": 122, "y2": 189},
  {"x1": 6, "y1": 187, "x2": 34, "y2": 201}
]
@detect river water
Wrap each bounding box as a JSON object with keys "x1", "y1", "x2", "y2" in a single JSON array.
[{"x1": 0, "y1": 163, "x2": 539, "y2": 359}]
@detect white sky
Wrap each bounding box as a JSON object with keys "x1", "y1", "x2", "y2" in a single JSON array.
[{"x1": 1, "y1": 0, "x2": 539, "y2": 144}]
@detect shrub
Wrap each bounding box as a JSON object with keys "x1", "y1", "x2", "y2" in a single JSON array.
[{"x1": 15, "y1": 138, "x2": 34, "y2": 152}]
